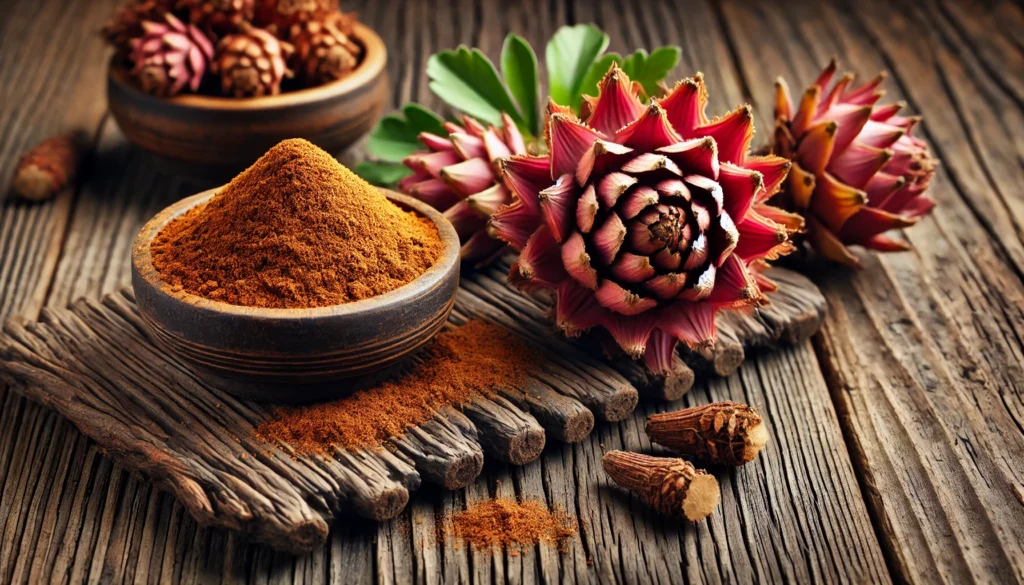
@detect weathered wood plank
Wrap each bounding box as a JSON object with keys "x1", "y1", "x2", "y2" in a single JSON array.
[
  {"x1": 720, "y1": 0, "x2": 1024, "y2": 582},
  {"x1": 0, "y1": 0, "x2": 897, "y2": 583}
]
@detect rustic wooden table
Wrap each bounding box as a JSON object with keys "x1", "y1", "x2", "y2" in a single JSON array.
[{"x1": 1, "y1": 0, "x2": 1022, "y2": 583}]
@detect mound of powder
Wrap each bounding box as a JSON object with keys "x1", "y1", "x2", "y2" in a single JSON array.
[
  {"x1": 448, "y1": 498, "x2": 577, "y2": 551},
  {"x1": 255, "y1": 320, "x2": 538, "y2": 452},
  {"x1": 150, "y1": 138, "x2": 442, "y2": 308}
]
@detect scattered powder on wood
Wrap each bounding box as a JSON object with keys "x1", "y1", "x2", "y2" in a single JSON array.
[
  {"x1": 151, "y1": 138, "x2": 442, "y2": 309},
  {"x1": 255, "y1": 320, "x2": 537, "y2": 452},
  {"x1": 447, "y1": 498, "x2": 577, "y2": 551}
]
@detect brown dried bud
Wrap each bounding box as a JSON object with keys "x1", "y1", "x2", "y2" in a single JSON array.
[
  {"x1": 602, "y1": 451, "x2": 719, "y2": 521},
  {"x1": 12, "y1": 133, "x2": 83, "y2": 202},
  {"x1": 646, "y1": 401, "x2": 768, "y2": 466}
]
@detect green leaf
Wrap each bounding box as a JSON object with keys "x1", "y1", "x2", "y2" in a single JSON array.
[
  {"x1": 545, "y1": 24, "x2": 610, "y2": 111},
  {"x1": 366, "y1": 104, "x2": 447, "y2": 163},
  {"x1": 501, "y1": 34, "x2": 541, "y2": 136},
  {"x1": 355, "y1": 161, "x2": 412, "y2": 186},
  {"x1": 579, "y1": 53, "x2": 623, "y2": 99},
  {"x1": 426, "y1": 46, "x2": 526, "y2": 131},
  {"x1": 619, "y1": 46, "x2": 681, "y2": 98}
]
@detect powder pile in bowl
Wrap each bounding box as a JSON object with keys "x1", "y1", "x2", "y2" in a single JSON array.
[{"x1": 150, "y1": 138, "x2": 443, "y2": 308}]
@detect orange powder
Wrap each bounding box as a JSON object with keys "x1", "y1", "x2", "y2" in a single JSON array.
[
  {"x1": 448, "y1": 498, "x2": 577, "y2": 551},
  {"x1": 255, "y1": 320, "x2": 537, "y2": 452},
  {"x1": 150, "y1": 138, "x2": 442, "y2": 309}
]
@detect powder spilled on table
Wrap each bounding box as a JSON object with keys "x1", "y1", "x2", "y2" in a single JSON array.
[
  {"x1": 447, "y1": 498, "x2": 577, "y2": 553},
  {"x1": 256, "y1": 320, "x2": 537, "y2": 453},
  {"x1": 151, "y1": 138, "x2": 442, "y2": 309}
]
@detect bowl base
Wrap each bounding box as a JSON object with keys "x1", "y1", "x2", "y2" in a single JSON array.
[{"x1": 195, "y1": 354, "x2": 417, "y2": 403}]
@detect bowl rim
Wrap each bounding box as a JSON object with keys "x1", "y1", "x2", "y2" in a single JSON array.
[
  {"x1": 131, "y1": 185, "x2": 461, "y2": 321},
  {"x1": 109, "y1": 21, "x2": 387, "y2": 111}
]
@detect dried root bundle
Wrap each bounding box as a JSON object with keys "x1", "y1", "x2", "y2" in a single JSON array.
[
  {"x1": 11, "y1": 133, "x2": 83, "y2": 202},
  {"x1": 646, "y1": 401, "x2": 768, "y2": 466},
  {"x1": 602, "y1": 450, "x2": 719, "y2": 520}
]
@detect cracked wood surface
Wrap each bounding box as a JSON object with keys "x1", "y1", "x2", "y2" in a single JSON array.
[{"x1": 0, "y1": 0, "x2": 1020, "y2": 583}]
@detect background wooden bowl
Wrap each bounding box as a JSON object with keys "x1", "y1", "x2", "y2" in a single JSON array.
[
  {"x1": 131, "y1": 187, "x2": 460, "y2": 402},
  {"x1": 108, "y1": 22, "x2": 388, "y2": 178}
]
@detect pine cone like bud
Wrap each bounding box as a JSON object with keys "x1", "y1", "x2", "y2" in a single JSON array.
[
  {"x1": 289, "y1": 16, "x2": 361, "y2": 85},
  {"x1": 102, "y1": 0, "x2": 175, "y2": 58},
  {"x1": 214, "y1": 24, "x2": 294, "y2": 97},
  {"x1": 646, "y1": 401, "x2": 768, "y2": 466},
  {"x1": 254, "y1": 0, "x2": 337, "y2": 31},
  {"x1": 177, "y1": 0, "x2": 256, "y2": 37},
  {"x1": 602, "y1": 451, "x2": 719, "y2": 520},
  {"x1": 129, "y1": 14, "x2": 215, "y2": 97}
]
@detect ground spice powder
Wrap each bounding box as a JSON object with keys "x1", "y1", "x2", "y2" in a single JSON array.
[
  {"x1": 255, "y1": 320, "x2": 537, "y2": 452},
  {"x1": 151, "y1": 138, "x2": 442, "y2": 308},
  {"x1": 448, "y1": 499, "x2": 577, "y2": 551}
]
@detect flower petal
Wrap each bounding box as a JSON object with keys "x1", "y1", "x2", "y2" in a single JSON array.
[
  {"x1": 465, "y1": 184, "x2": 512, "y2": 218},
  {"x1": 595, "y1": 280, "x2": 658, "y2": 316},
  {"x1": 502, "y1": 112, "x2": 527, "y2": 155},
  {"x1": 597, "y1": 172, "x2": 637, "y2": 208},
  {"x1": 538, "y1": 174, "x2": 578, "y2": 242},
  {"x1": 620, "y1": 152, "x2": 682, "y2": 176},
  {"x1": 706, "y1": 254, "x2": 760, "y2": 307},
  {"x1": 489, "y1": 200, "x2": 540, "y2": 250},
  {"x1": 718, "y1": 162, "x2": 764, "y2": 223},
  {"x1": 660, "y1": 74, "x2": 709, "y2": 138},
  {"x1": 734, "y1": 211, "x2": 791, "y2": 262},
  {"x1": 499, "y1": 155, "x2": 552, "y2": 212},
  {"x1": 443, "y1": 200, "x2": 486, "y2": 239},
  {"x1": 660, "y1": 301, "x2": 717, "y2": 350},
  {"x1": 619, "y1": 185, "x2": 659, "y2": 219},
  {"x1": 643, "y1": 272, "x2": 688, "y2": 300},
  {"x1": 418, "y1": 132, "x2": 454, "y2": 151},
  {"x1": 555, "y1": 280, "x2": 607, "y2": 335},
  {"x1": 450, "y1": 132, "x2": 486, "y2": 160},
  {"x1": 591, "y1": 213, "x2": 627, "y2": 265},
  {"x1": 614, "y1": 102, "x2": 683, "y2": 150},
  {"x1": 440, "y1": 157, "x2": 495, "y2": 196},
  {"x1": 744, "y1": 155, "x2": 791, "y2": 199},
  {"x1": 404, "y1": 150, "x2": 460, "y2": 178},
  {"x1": 562, "y1": 231, "x2": 599, "y2": 290},
  {"x1": 610, "y1": 253, "x2": 656, "y2": 283},
  {"x1": 482, "y1": 127, "x2": 512, "y2": 163},
  {"x1": 576, "y1": 184, "x2": 599, "y2": 233},
  {"x1": 642, "y1": 328, "x2": 681, "y2": 375},
  {"x1": 575, "y1": 139, "x2": 633, "y2": 185},
  {"x1": 604, "y1": 312, "x2": 657, "y2": 358},
  {"x1": 811, "y1": 172, "x2": 866, "y2": 233},
  {"x1": 827, "y1": 142, "x2": 892, "y2": 190},
  {"x1": 548, "y1": 113, "x2": 603, "y2": 179},
  {"x1": 693, "y1": 105, "x2": 753, "y2": 164},
  {"x1": 586, "y1": 63, "x2": 644, "y2": 136},
  {"x1": 655, "y1": 137, "x2": 718, "y2": 179},
  {"x1": 513, "y1": 225, "x2": 568, "y2": 287},
  {"x1": 405, "y1": 178, "x2": 462, "y2": 211}
]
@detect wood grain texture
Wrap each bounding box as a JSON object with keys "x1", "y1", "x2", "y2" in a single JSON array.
[
  {"x1": 720, "y1": 0, "x2": 1024, "y2": 582},
  {"x1": 3, "y1": 0, "x2": 994, "y2": 583}
]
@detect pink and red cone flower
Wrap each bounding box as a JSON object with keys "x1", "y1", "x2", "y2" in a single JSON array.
[
  {"x1": 488, "y1": 64, "x2": 797, "y2": 374},
  {"x1": 773, "y1": 59, "x2": 937, "y2": 267},
  {"x1": 400, "y1": 114, "x2": 528, "y2": 263}
]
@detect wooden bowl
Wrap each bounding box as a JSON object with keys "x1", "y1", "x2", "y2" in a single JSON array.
[
  {"x1": 108, "y1": 22, "x2": 388, "y2": 177},
  {"x1": 130, "y1": 187, "x2": 460, "y2": 402}
]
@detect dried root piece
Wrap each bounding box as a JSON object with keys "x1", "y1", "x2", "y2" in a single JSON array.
[
  {"x1": 602, "y1": 450, "x2": 719, "y2": 520},
  {"x1": 12, "y1": 133, "x2": 84, "y2": 202},
  {"x1": 646, "y1": 401, "x2": 768, "y2": 466}
]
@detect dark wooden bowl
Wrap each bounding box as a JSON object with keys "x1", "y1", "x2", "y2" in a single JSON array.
[
  {"x1": 108, "y1": 22, "x2": 388, "y2": 178},
  {"x1": 130, "y1": 187, "x2": 460, "y2": 402}
]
